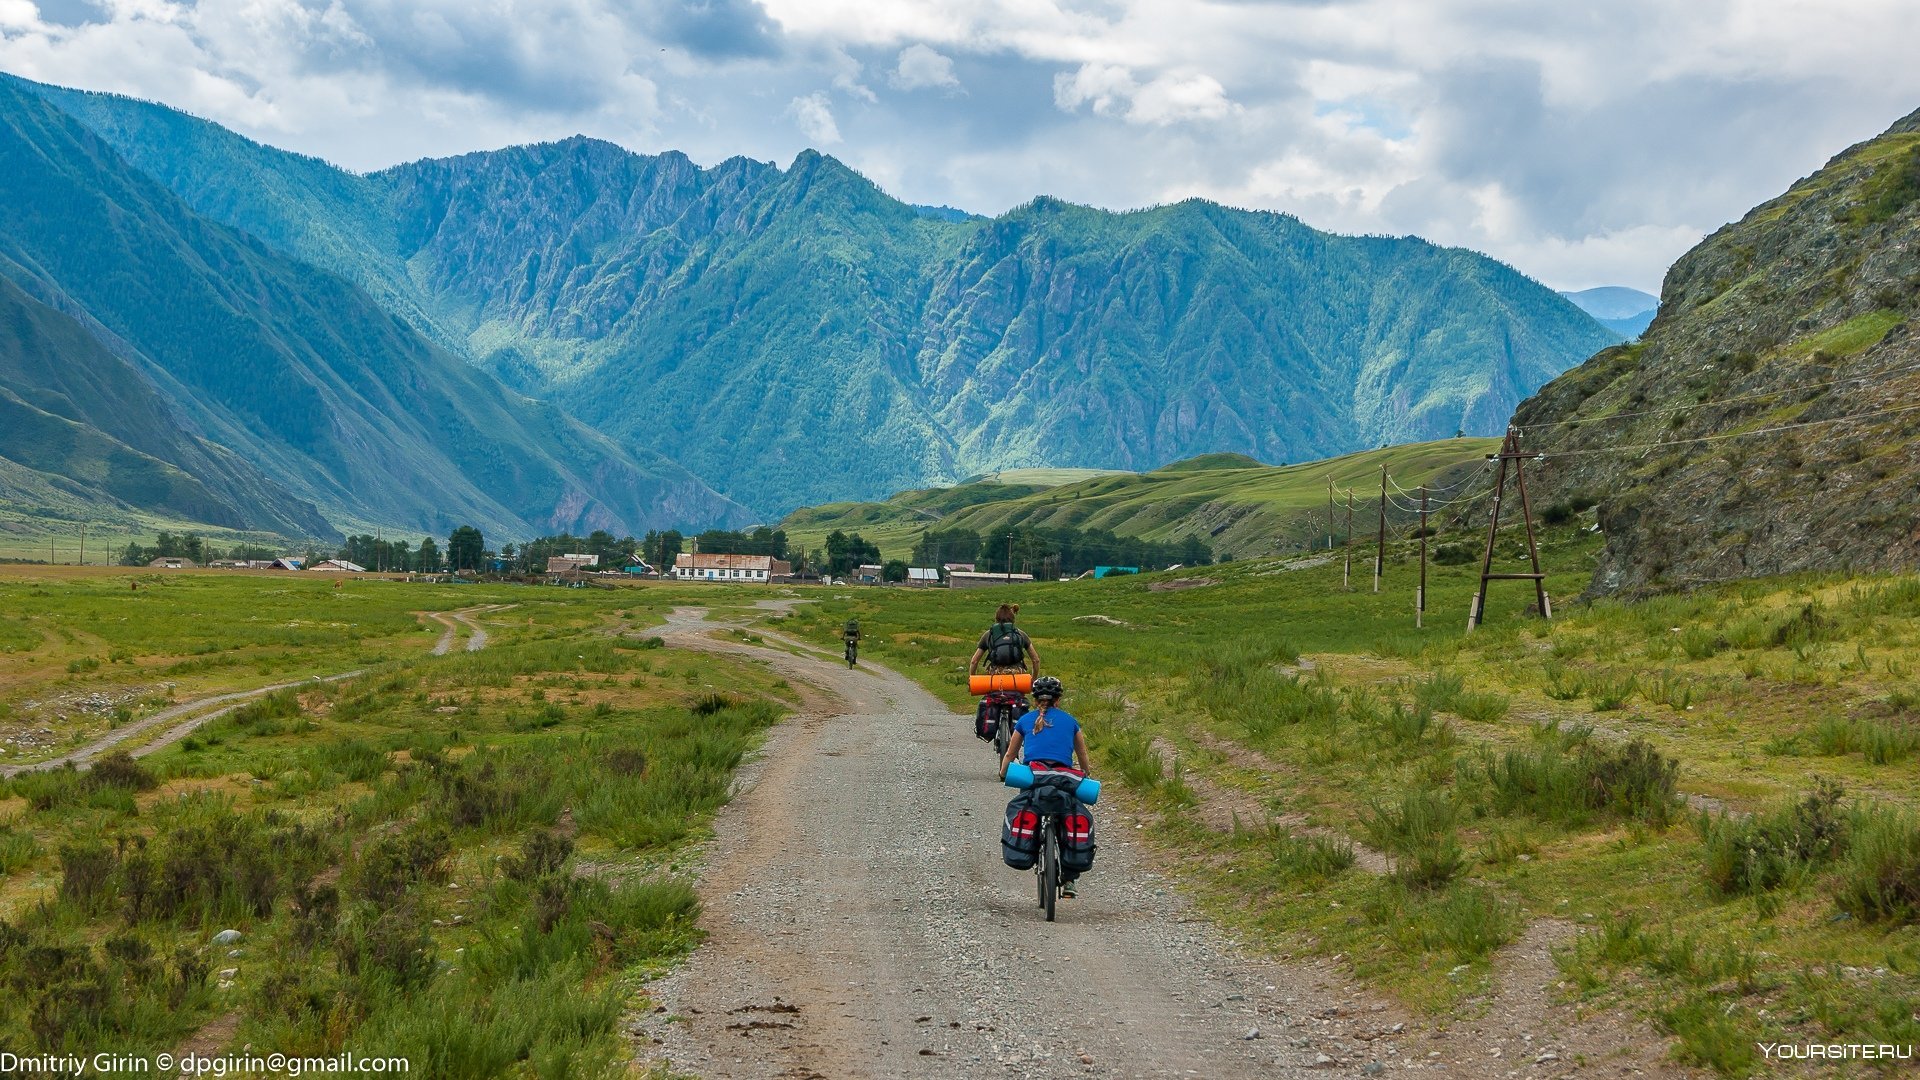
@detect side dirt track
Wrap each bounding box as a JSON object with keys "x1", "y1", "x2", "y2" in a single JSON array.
[
  {"x1": 637, "y1": 607, "x2": 1694, "y2": 1080},
  {"x1": 1, "y1": 605, "x2": 506, "y2": 778}
]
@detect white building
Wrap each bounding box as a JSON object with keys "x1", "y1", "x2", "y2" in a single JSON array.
[{"x1": 672, "y1": 552, "x2": 792, "y2": 582}]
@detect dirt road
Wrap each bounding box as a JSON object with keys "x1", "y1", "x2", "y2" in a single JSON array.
[
  {"x1": 426, "y1": 604, "x2": 510, "y2": 654},
  {"x1": 4, "y1": 606, "x2": 504, "y2": 777},
  {"x1": 637, "y1": 607, "x2": 1419, "y2": 1079}
]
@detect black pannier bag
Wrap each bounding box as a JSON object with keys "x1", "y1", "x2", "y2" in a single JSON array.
[{"x1": 1002, "y1": 793, "x2": 1040, "y2": 869}]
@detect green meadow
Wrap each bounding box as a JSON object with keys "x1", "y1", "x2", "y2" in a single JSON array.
[
  {"x1": 6, "y1": 525, "x2": 1920, "y2": 1076},
  {"x1": 0, "y1": 569, "x2": 793, "y2": 1071}
]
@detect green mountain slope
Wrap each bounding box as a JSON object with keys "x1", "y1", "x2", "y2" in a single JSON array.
[
  {"x1": 19, "y1": 77, "x2": 1619, "y2": 519},
  {"x1": 0, "y1": 275, "x2": 328, "y2": 533},
  {"x1": 0, "y1": 78, "x2": 749, "y2": 540},
  {"x1": 1508, "y1": 106, "x2": 1920, "y2": 594},
  {"x1": 781, "y1": 439, "x2": 1498, "y2": 562}
]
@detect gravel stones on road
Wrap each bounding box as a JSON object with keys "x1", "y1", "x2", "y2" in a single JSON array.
[{"x1": 634, "y1": 610, "x2": 1415, "y2": 1079}]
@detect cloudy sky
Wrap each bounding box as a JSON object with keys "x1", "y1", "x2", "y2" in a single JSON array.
[{"x1": 5, "y1": 0, "x2": 1919, "y2": 293}]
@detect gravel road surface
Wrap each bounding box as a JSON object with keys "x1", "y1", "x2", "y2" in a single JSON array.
[{"x1": 636, "y1": 607, "x2": 1422, "y2": 1079}]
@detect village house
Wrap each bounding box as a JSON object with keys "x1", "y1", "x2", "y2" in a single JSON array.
[
  {"x1": 947, "y1": 570, "x2": 1035, "y2": 589},
  {"x1": 147, "y1": 557, "x2": 197, "y2": 569},
  {"x1": 906, "y1": 567, "x2": 941, "y2": 586},
  {"x1": 547, "y1": 555, "x2": 596, "y2": 574},
  {"x1": 309, "y1": 559, "x2": 366, "y2": 572},
  {"x1": 672, "y1": 552, "x2": 791, "y2": 582}
]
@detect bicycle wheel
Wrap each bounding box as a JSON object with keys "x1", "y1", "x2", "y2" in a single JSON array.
[
  {"x1": 1042, "y1": 824, "x2": 1059, "y2": 922},
  {"x1": 846, "y1": 641, "x2": 856, "y2": 668},
  {"x1": 993, "y1": 707, "x2": 1010, "y2": 757}
]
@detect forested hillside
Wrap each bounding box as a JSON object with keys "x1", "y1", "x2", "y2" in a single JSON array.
[
  {"x1": 0, "y1": 78, "x2": 749, "y2": 541},
  {"x1": 17, "y1": 75, "x2": 1619, "y2": 518}
]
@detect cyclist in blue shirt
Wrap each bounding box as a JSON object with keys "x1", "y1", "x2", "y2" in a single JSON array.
[{"x1": 997, "y1": 675, "x2": 1092, "y2": 896}]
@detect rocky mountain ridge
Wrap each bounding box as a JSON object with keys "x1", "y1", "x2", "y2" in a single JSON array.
[{"x1": 1508, "y1": 106, "x2": 1920, "y2": 594}]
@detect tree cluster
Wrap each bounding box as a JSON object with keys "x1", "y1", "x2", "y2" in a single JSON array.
[
  {"x1": 914, "y1": 524, "x2": 1209, "y2": 578},
  {"x1": 119, "y1": 533, "x2": 277, "y2": 566}
]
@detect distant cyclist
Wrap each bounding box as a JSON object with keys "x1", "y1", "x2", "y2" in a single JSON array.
[
  {"x1": 969, "y1": 603, "x2": 1039, "y2": 677},
  {"x1": 998, "y1": 675, "x2": 1091, "y2": 897},
  {"x1": 842, "y1": 618, "x2": 861, "y2": 667}
]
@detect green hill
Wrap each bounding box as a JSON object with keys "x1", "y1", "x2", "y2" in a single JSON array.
[
  {"x1": 1510, "y1": 104, "x2": 1920, "y2": 594},
  {"x1": 0, "y1": 77, "x2": 748, "y2": 543},
  {"x1": 780, "y1": 438, "x2": 1498, "y2": 562},
  {"x1": 17, "y1": 75, "x2": 1619, "y2": 519}
]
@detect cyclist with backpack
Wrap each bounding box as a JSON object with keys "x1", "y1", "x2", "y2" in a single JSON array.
[
  {"x1": 997, "y1": 675, "x2": 1092, "y2": 897},
  {"x1": 842, "y1": 618, "x2": 861, "y2": 667},
  {"x1": 970, "y1": 604, "x2": 1038, "y2": 747},
  {"x1": 969, "y1": 603, "x2": 1038, "y2": 676}
]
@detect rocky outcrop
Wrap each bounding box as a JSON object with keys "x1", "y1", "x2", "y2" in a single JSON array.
[{"x1": 1506, "y1": 107, "x2": 1920, "y2": 595}]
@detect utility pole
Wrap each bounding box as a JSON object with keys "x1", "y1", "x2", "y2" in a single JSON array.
[
  {"x1": 1343, "y1": 492, "x2": 1353, "y2": 589},
  {"x1": 1005, "y1": 532, "x2": 1014, "y2": 583},
  {"x1": 78, "y1": 523, "x2": 85, "y2": 567},
  {"x1": 1417, "y1": 486, "x2": 1428, "y2": 629},
  {"x1": 1468, "y1": 429, "x2": 1551, "y2": 631},
  {"x1": 1374, "y1": 466, "x2": 1386, "y2": 593},
  {"x1": 1327, "y1": 477, "x2": 1335, "y2": 551}
]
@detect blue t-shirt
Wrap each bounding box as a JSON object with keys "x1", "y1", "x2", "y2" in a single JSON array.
[{"x1": 1017, "y1": 707, "x2": 1080, "y2": 767}]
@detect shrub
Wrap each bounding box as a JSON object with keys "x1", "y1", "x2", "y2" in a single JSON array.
[
  {"x1": 87, "y1": 751, "x2": 157, "y2": 792},
  {"x1": 1270, "y1": 831, "x2": 1356, "y2": 882},
  {"x1": 1700, "y1": 782, "x2": 1848, "y2": 895},
  {"x1": 1587, "y1": 673, "x2": 1638, "y2": 711},
  {"x1": 1835, "y1": 806, "x2": 1920, "y2": 923},
  {"x1": 1098, "y1": 726, "x2": 1162, "y2": 790},
  {"x1": 1363, "y1": 788, "x2": 1464, "y2": 889},
  {"x1": 1469, "y1": 737, "x2": 1680, "y2": 826},
  {"x1": 335, "y1": 903, "x2": 435, "y2": 989},
  {"x1": 505, "y1": 829, "x2": 574, "y2": 882},
  {"x1": 1678, "y1": 627, "x2": 1726, "y2": 660},
  {"x1": 350, "y1": 826, "x2": 451, "y2": 905},
  {"x1": 57, "y1": 841, "x2": 118, "y2": 914},
  {"x1": 1451, "y1": 691, "x2": 1510, "y2": 723}
]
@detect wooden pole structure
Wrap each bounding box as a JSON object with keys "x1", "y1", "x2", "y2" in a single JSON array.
[
  {"x1": 1468, "y1": 429, "x2": 1551, "y2": 631},
  {"x1": 1374, "y1": 466, "x2": 1386, "y2": 593},
  {"x1": 1417, "y1": 487, "x2": 1428, "y2": 629},
  {"x1": 1005, "y1": 533, "x2": 1014, "y2": 583},
  {"x1": 1343, "y1": 492, "x2": 1354, "y2": 589},
  {"x1": 1327, "y1": 478, "x2": 1335, "y2": 551}
]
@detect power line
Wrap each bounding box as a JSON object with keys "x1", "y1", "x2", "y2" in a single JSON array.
[
  {"x1": 1533, "y1": 398, "x2": 1920, "y2": 459},
  {"x1": 1511, "y1": 360, "x2": 1920, "y2": 433}
]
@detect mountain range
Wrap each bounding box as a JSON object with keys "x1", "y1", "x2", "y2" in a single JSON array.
[
  {"x1": 1509, "y1": 105, "x2": 1920, "y2": 594},
  {"x1": 1559, "y1": 286, "x2": 1659, "y2": 339},
  {"x1": 0, "y1": 73, "x2": 1621, "y2": 535}
]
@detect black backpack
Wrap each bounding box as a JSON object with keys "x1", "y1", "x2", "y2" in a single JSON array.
[{"x1": 986, "y1": 622, "x2": 1025, "y2": 667}]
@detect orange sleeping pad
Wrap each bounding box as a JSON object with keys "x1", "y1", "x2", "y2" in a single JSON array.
[{"x1": 968, "y1": 672, "x2": 1033, "y2": 695}]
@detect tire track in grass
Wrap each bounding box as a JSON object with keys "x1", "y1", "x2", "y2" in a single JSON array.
[{"x1": 3, "y1": 606, "x2": 506, "y2": 776}]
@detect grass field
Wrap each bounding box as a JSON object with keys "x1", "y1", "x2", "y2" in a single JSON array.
[
  {"x1": 779, "y1": 439, "x2": 1500, "y2": 563},
  {"x1": 764, "y1": 522, "x2": 1920, "y2": 1075},
  {"x1": 8, "y1": 533, "x2": 1920, "y2": 1074},
  {"x1": 0, "y1": 567, "x2": 793, "y2": 1069}
]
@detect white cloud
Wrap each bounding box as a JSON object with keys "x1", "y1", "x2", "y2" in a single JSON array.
[
  {"x1": 889, "y1": 42, "x2": 956, "y2": 91},
  {"x1": 1052, "y1": 62, "x2": 1133, "y2": 116},
  {"x1": 6, "y1": 0, "x2": 1920, "y2": 291},
  {"x1": 788, "y1": 91, "x2": 840, "y2": 144}
]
